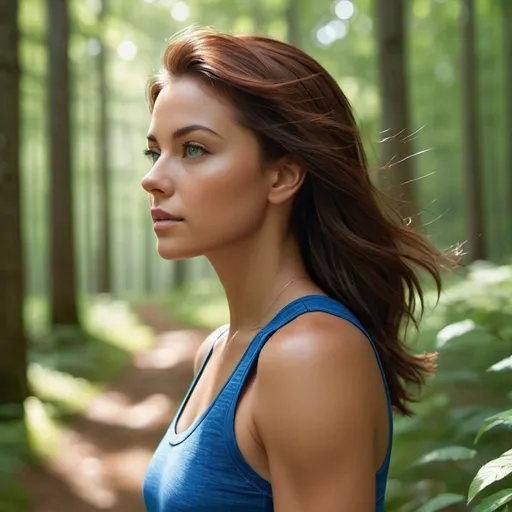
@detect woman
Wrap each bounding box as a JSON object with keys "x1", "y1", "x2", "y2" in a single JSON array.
[{"x1": 141, "y1": 27, "x2": 445, "y2": 512}]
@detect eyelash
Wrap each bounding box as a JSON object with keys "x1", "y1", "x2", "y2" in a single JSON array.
[{"x1": 143, "y1": 142, "x2": 208, "y2": 163}]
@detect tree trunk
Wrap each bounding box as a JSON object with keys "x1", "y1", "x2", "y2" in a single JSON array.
[
  {"x1": 285, "y1": 0, "x2": 301, "y2": 48},
  {"x1": 252, "y1": 0, "x2": 267, "y2": 33},
  {"x1": 503, "y1": 0, "x2": 512, "y2": 253},
  {"x1": 173, "y1": 259, "x2": 188, "y2": 291},
  {"x1": 375, "y1": 0, "x2": 418, "y2": 224},
  {"x1": 460, "y1": 0, "x2": 485, "y2": 261},
  {"x1": 97, "y1": 0, "x2": 111, "y2": 294},
  {"x1": 0, "y1": 0, "x2": 28, "y2": 417},
  {"x1": 48, "y1": 0, "x2": 80, "y2": 325}
]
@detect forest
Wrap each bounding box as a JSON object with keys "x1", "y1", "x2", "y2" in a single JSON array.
[{"x1": 0, "y1": 0, "x2": 511, "y2": 511}]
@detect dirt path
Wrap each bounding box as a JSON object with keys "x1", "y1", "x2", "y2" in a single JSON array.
[{"x1": 22, "y1": 304, "x2": 208, "y2": 512}]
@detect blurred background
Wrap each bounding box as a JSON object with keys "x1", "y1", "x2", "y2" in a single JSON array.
[{"x1": 1, "y1": 0, "x2": 511, "y2": 511}]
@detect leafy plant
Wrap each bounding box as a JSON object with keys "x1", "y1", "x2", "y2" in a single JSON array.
[{"x1": 387, "y1": 262, "x2": 512, "y2": 511}]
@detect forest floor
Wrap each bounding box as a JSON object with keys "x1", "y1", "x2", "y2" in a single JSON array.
[{"x1": 21, "y1": 304, "x2": 208, "y2": 512}]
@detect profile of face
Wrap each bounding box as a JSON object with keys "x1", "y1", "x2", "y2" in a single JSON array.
[{"x1": 141, "y1": 76, "x2": 290, "y2": 261}]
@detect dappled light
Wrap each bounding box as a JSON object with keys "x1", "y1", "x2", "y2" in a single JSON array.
[
  {"x1": 1, "y1": 0, "x2": 511, "y2": 511},
  {"x1": 334, "y1": 0, "x2": 356, "y2": 20},
  {"x1": 134, "y1": 330, "x2": 206, "y2": 370},
  {"x1": 86, "y1": 393, "x2": 173, "y2": 430}
]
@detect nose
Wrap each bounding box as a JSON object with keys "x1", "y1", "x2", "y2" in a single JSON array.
[{"x1": 141, "y1": 160, "x2": 174, "y2": 197}]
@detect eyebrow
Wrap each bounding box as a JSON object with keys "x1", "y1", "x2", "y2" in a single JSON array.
[{"x1": 146, "y1": 124, "x2": 224, "y2": 143}]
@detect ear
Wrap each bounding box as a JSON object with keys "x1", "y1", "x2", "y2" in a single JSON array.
[{"x1": 267, "y1": 157, "x2": 305, "y2": 205}]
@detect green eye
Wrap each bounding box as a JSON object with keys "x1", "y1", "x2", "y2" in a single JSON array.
[{"x1": 183, "y1": 143, "x2": 206, "y2": 159}]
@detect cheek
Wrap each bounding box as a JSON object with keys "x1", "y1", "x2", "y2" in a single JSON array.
[{"x1": 188, "y1": 158, "x2": 268, "y2": 235}]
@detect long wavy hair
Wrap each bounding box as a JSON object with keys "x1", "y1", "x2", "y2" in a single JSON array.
[{"x1": 147, "y1": 27, "x2": 454, "y2": 415}]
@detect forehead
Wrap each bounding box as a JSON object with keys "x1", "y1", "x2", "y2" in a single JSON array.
[{"x1": 150, "y1": 76, "x2": 237, "y2": 131}]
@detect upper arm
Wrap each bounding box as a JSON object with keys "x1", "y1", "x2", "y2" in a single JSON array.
[
  {"x1": 254, "y1": 314, "x2": 387, "y2": 512},
  {"x1": 193, "y1": 323, "x2": 229, "y2": 375}
]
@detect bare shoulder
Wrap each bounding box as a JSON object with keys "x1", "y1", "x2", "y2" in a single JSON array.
[
  {"x1": 257, "y1": 311, "x2": 381, "y2": 381},
  {"x1": 253, "y1": 312, "x2": 388, "y2": 510},
  {"x1": 193, "y1": 323, "x2": 229, "y2": 375},
  {"x1": 255, "y1": 311, "x2": 385, "y2": 427}
]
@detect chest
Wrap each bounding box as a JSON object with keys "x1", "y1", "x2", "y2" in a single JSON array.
[
  {"x1": 175, "y1": 341, "x2": 271, "y2": 481},
  {"x1": 143, "y1": 340, "x2": 273, "y2": 512}
]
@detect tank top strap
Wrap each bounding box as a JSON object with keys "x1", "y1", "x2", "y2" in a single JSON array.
[
  {"x1": 301, "y1": 295, "x2": 393, "y2": 405},
  {"x1": 227, "y1": 294, "x2": 382, "y2": 389},
  {"x1": 223, "y1": 293, "x2": 393, "y2": 466},
  {"x1": 224, "y1": 295, "x2": 310, "y2": 392}
]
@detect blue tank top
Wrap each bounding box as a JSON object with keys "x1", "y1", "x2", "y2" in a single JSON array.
[{"x1": 142, "y1": 294, "x2": 394, "y2": 511}]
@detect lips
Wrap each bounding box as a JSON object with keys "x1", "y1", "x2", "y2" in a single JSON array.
[{"x1": 150, "y1": 207, "x2": 183, "y2": 222}]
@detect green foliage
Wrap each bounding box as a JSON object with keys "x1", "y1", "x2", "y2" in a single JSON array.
[
  {"x1": 388, "y1": 262, "x2": 512, "y2": 511},
  {"x1": 0, "y1": 418, "x2": 31, "y2": 512},
  {"x1": 136, "y1": 277, "x2": 229, "y2": 330},
  {"x1": 472, "y1": 490, "x2": 512, "y2": 512},
  {"x1": 476, "y1": 410, "x2": 512, "y2": 443},
  {"x1": 413, "y1": 446, "x2": 477, "y2": 466},
  {"x1": 0, "y1": 297, "x2": 153, "y2": 512},
  {"x1": 416, "y1": 493, "x2": 465, "y2": 512},
  {"x1": 468, "y1": 450, "x2": 512, "y2": 506},
  {"x1": 27, "y1": 296, "x2": 153, "y2": 417}
]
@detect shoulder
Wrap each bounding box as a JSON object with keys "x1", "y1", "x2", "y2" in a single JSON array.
[
  {"x1": 257, "y1": 311, "x2": 381, "y2": 388},
  {"x1": 252, "y1": 312, "x2": 387, "y2": 509},
  {"x1": 193, "y1": 323, "x2": 229, "y2": 375},
  {"x1": 254, "y1": 310, "x2": 385, "y2": 459}
]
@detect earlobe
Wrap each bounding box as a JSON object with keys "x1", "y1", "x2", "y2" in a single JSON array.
[{"x1": 268, "y1": 157, "x2": 305, "y2": 205}]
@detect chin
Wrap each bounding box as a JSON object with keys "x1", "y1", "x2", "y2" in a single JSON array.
[{"x1": 156, "y1": 240, "x2": 202, "y2": 261}]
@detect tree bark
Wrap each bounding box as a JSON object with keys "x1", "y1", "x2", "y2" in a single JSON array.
[
  {"x1": 503, "y1": 0, "x2": 512, "y2": 253},
  {"x1": 285, "y1": 0, "x2": 301, "y2": 48},
  {"x1": 252, "y1": 0, "x2": 267, "y2": 33},
  {"x1": 375, "y1": 0, "x2": 418, "y2": 224},
  {"x1": 460, "y1": 0, "x2": 485, "y2": 260},
  {"x1": 0, "y1": 0, "x2": 29, "y2": 416},
  {"x1": 173, "y1": 259, "x2": 188, "y2": 291},
  {"x1": 97, "y1": 0, "x2": 111, "y2": 294},
  {"x1": 48, "y1": 0, "x2": 80, "y2": 325}
]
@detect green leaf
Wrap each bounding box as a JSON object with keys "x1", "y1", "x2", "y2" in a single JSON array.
[
  {"x1": 468, "y1": 449, "x2": 512, "y2": 504},
  {"x1": 436, "y1": 319, "x2": 477, "y2": 348},
  {"x1": 472, "y1": 489, "x2": 512, "y2": 512},
  {"x1": 475, "y1": 409, "x2": 512, "y2": 443},
  {"x1": 416, "y1": 493, "x2": 465, "y2": 512},
  {"x1": 413, "y1": 446, "x2": 477, "y2": 466},
  {"x1": 488, "y1": 355, "x2": 512, "y2": 372}
]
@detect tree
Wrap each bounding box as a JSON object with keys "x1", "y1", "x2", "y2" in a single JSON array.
[
  {"x1": 503, "y1": 0, "x2": 512, "y2": 252},
  {"x1": 252, "y1": 0, "x2": 267, "y2": 33},
  {"x1": 173, "y1": 259, "x2": 188, "y2": 291},
  {"x1": 461, "y1": 0, "x2": 485, "y2": 261},
  {"x1": 48, "y1": 0, "x2": 80, "y2": 325},
  {"x1": 285, "y1": 0, "x2": 301, "y2": 48},
  {"x1": 97, "y1": 0, "x2": 112, "y2": 294},
  {"x1": 375, "y1": 0, "x2": 418, "y2": 224},
  {"x1": 0, "y1": 0, "x2": 28, "y2": 418}
]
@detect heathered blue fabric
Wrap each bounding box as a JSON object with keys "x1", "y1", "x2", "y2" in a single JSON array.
[{"x1": 142, "y1": 294, "x2": 393, "y2": 511}]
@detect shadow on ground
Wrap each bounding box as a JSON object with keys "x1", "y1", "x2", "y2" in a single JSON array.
[{"x1": 21, "y1": 303, "x2": 208, "y2": 512}]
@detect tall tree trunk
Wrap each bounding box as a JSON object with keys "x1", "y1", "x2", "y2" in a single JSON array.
[
  {"x1": 0, "y1": 0, "x2": 28, "y2": 418},
  {"x1": 503, "y1": 0, "x2": 512, "y2": 253},
  {"x1": 375, "y1": 0, "x2": 418, "y2": 224},
  {"x1": 173, "y1": 259, "x2": 188, "y2": 291},
  {"x1": 285, "y1": 0, "x2": 301, "y2": 48},
  {"x1": 97, "y1": 0, "x2": 111, "y2": 294},
  {"x1": 461, "y1": 0, "x2": 485, "y2": 261},
  {"x1": 252, "y1": 0, "x2": 266, "y2": 33},
  {"x1": 48, "y1": 0, "x2": 80, "y2": 325}
]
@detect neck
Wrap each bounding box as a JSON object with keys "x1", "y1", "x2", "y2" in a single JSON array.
[{"x1": 206, "y1": 228, "x2": 310, "y2": 334}]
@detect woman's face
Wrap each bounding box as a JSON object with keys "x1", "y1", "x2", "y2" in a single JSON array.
[{"x1": 141, "y1": 76, "x2": 273, "y2": 260}]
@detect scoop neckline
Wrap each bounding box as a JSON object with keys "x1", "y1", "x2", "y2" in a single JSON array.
[{"x1": 167, "y1": 294, "x2": 329, "y2": 445}]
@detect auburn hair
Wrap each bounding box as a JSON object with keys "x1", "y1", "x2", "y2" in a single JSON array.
[{"x1": 147, "y1": 27, "x2": 455, "y2": 415}]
